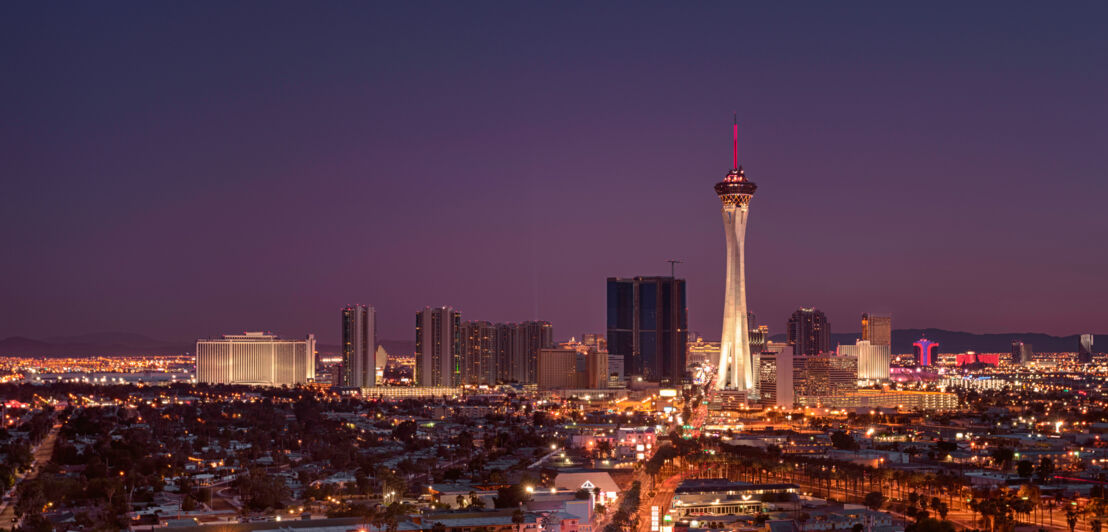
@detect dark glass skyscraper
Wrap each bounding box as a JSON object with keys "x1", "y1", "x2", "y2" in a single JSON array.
[
  {"x1": 787, "y1": 308, "x2": 831, "y2": 356},
  {"x1": 606, "y1": 276, "x2": 688, "y2": 384}
]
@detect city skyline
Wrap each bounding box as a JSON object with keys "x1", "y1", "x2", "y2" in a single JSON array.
[{"x1": 2, "y1": 3, "x2": 1107, "y2": 345}]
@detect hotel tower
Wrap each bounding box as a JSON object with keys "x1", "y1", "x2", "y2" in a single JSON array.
[{"x1": 715, "y1": 119, "x2": 758, "y2": 391}]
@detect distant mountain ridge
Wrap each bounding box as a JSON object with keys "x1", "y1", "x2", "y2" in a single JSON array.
[
  {"x1": 0, "y1": 333, "x2": 417, "y2": 357},
  {"x1": 0, "y1": 333, "x2": 192, "y2": 357},
  {"x1": 1, "y1": 329, "x2": 1101, "y2": 357},
  {"x1": 767, "y1": 328, "x2": 1106, "y2": 354}
]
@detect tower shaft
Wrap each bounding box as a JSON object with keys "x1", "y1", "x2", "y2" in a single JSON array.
[{"x1": 716, "y1": 201, "x2": 753, "y2": 390}]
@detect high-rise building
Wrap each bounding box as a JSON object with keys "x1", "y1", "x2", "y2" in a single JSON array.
[
  {"x1": 415, "y1": 307, "x2": 462, "y2": 387},
  {"x1": 838, "y1": 339, "x2": 890, "y2": 381},
  {"x1": 537, "y1": 348, "x2": 609, "y2": 390},
  {"x1": 861, "y1": 314, "x2": 892, "y2": 346},
  {"x1": 749, "y1": 324, "x2": 769, "y2": 356},
  {"x1": 458, "y1": 320, "x2": 553, "y2": 385},
  {"x1": 495, "y1": 323, "x2": 516, "y2": 382},
  {"x1": 460, "y1": 320, "x2": 498, "y2": 385},
  {"x1": 1011, "y1": 341, "x2": 1034, "y2": 365},
  {"x1": 607, "y1": 276, "x2": 688, "y2": 384},
  {"x1": 793, "y1": 354, "x2": 857, "y2": 398},
  {"x1": 913, "y1": 338, "x2": 938, "y2": 366},
  {"x1": 197, "y1": 332, "x2": 315, "y2": 387},
  {"x1": 341, "y1": 305, "x2": 376, "y2": 388},
  {"x1": 715, "y1": 120, "x2": 757, "y2": 391},
  {"x1": 787, "y1": 308, "x2": 832, "y2": 356},
  {"x1": 537, "y1": 348, "x2": 579, "y2": 389},
  {"x1": 584, "y1": 348, "x2": 609, "y2": 389},
  {"x1": 513, "y1": 321, "x2": 554, "y2": 384},
  {"x1": 758, "y1": 342, "x2": 794, "y2": 407},
  {"x1": 1079, "y1": 334, "x2": 1095, "y2": 364}
]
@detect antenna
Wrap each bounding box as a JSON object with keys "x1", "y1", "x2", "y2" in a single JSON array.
[
  {"x1": 732, "y1": 113, "x2": 739, "y2": 170},
  {"x1": 666, "y1": 259, "x2": 684, "y2": 278}
]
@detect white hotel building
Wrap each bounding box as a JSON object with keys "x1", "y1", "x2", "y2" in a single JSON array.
[
  {"x1": 837, "y1": 339, "x2": 890, "y2": 381},
  {"x1": 196, "y1": 332, "x2": 316, "y2": 386}
]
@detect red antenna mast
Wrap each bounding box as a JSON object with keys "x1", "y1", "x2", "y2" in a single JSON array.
[{"x1": 732, "y1": 113, "x2": 739, "y2": 170}]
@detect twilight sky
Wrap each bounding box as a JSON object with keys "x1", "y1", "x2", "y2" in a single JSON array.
[{"x1": 2, "y1": 2, "x2": 1106, "y2": 344}]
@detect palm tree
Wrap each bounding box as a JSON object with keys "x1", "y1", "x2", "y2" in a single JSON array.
[{"x1": 512, "y1": 508, "x2": 526, "y2": 532}]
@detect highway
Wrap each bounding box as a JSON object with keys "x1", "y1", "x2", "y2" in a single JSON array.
[{"x1": 0, "y1": 422, "x2": 62, "y2": 527}]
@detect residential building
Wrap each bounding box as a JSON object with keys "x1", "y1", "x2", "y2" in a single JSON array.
[
  {"x1": 415, "y1": 307, "x2": 462, "y2": 387},
  {"x1": 341, "y1": 305, "x2": 376, "y2": 388}
]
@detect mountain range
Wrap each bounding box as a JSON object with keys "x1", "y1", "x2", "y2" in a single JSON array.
[
  {"x1": 0, "y1": 329, "x2": 1101, "y2": 357},
  {"x1": 767, "y1": 329, "x2": 1105, "y2": 354},
  {"x1": 0, "y1": 333, "x2": 416, "y2": 357}
]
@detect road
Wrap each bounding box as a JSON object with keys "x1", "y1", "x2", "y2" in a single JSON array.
[{"x1": 0, "y1": 422, "x2": 62, "y2": 526}]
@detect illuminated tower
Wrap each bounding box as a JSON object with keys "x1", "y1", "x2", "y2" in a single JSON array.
[
  {"x1": 715, "y1": 118, "x2": 758, "y2": 391},
  {"x1": 913, "y1": 338, "x2": 938, "y2": 367}
]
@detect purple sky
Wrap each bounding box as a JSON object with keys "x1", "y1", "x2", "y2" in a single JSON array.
[{"x1": 2, "y1": 3, "x2": 1106, "y2": 344}]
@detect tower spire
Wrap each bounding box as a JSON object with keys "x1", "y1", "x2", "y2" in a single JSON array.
[{"x1": 732, "y1": 114, "x2": 738, "y2": 170}]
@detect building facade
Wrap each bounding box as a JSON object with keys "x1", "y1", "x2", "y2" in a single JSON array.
[
  {"x1": 196, "y1": 332, "x2": 315, "y2": 387},
  {"x1": 457, "y1": 320, "x2": 554, "y2": 385},
  {"x1": 861, "y1": 313, "x2": 892, "y2": 346},
  {"x1": 607, "y1": 276, "x2": 688, "y2": 384},
  {"x1": 460, "y1": 320, "x2": 498, "y2": 385},
  {"x1": 415, "y1": 307, "x2": 462, "y2": 387},
  {"x1": 1011, "y1": 341, "x2": 1034, "y2": 365},
  {"x1": 341, "y1": 305, "x2": 377, "y2": 388},
  {"x1": 758, "y1": 342, "x2": 794, "y2": 407},
  {"x1": 838, "y1": 339, "x2": 890, "y2": 381},
  {"x1": 787, "y1": 308, "x2": 832, "y2": 356},
  {"x1": 513, "y1": 321, "x2": 554, "y2": 384},
  {"x1": 793, "y1": 354, "x2": 857, "y2": 398},
  {"x1": 1079, "y1": 334, "x2": 1095, "y2": 363}
]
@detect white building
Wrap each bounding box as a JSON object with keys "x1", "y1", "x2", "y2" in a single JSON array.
[
  {"x1": 838, "y1": 339, "x2": 890, "y2": 381},
  {"x1": 196, "y1": 332, "x2": 315, "y2": 386},
  {"x1": 759, "y1": 342, "x2": 794, "y2": 407}
]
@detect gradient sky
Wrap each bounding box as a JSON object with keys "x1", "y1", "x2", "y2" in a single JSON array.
[{"x1": 2, "y1": 2, "x2": 1106, "y2": 345}]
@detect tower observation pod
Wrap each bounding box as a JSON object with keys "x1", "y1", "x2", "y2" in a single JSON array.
[{"x1": 715, "y1": 118, "x2": 757, "y2": 391}]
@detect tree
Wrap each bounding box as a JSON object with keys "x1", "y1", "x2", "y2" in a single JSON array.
[
  {"x1": 392, "y1": 420, "x2": 418, "y2": 443},
  {"x1": 1066, "y1": 505, "x2": 1080, "y2": 532},
  {"x1": 905, "y1": 517, "x2": 956, "y2": 532},
  {"x1": 831, "y1": 431, "x2": 859, "y2": 451},
  {"x1": 1038, "y1": 457, "x2": 1055, "y2": 483},
  {"x1": 991, "y1": 447, "x2": 1016, "y2": 472},
  {"x1": 865, "y1": 491, "x2": 886, "y2": 511},
  {"x1": 1017, "y1": 460, "x2": 1034, "y2": 478},
  {"x1": 494, "y1": 484, "x2": 529, "y2": 508}
]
